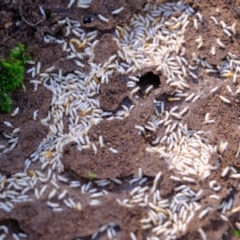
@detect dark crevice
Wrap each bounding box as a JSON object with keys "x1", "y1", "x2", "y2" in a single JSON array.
[
  {"x1": 0, "y1": 219, "x2": 26, "y2": 235},
  {"x1": 118, "y1": 96, "x2": 132, "y2": 109},
  {"x1": 137, "y1": 72, "x2": 161, "y2": 93},
  {"x1": 101, "y1": 97, "x2": 132, "y2": 117}
]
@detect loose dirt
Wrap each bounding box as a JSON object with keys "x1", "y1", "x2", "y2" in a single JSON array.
[{"x1": 1, "y1": 0, "x2": 240, "y2": 239}]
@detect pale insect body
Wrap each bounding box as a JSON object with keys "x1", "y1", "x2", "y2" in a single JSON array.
[
  {"x1": 67, "y1": 0, "x2": 75, "y2": 8},
  {"x1": 109, "y1": 147, "x2": 118, "y2": 154},
  {"x1": 217, "y1": 38, "x2": 226, "y2": 48},
  {"x1": 198, "y1": 228, "x2": 207, "y2": 240},
  {"x1": 193, "y1": 18, "x2": 198, "y2": 30},
  {"x1": 11, "y1": 107, "x2": 19, "y2": 117},
  {"x1": 33, "y1": 110, "x2": 39, "y2": 120},
  {"x1": 48, "y1": 188, "x2": 57, "y2": 199},
  {"x1": 3, "y1": 121, "x2": 12, "y2": 127},
  {"x1": 98, "y1": 14, "x2": 109, "y2": 23},
  {"x1": 232, "y1": 22, "x2": 236, "y2": 35},
  {"x1": 219, "y1": 95, "x2": 231, "y2": 103},
  {"x1": 111, "y1": 7, "x2": 124, "y2": 15},
  {"x1": 0, "y1": 3, "x2": 227, "y2": 238},
  {"x1": 196, "y1": 12, "x2": 203, "y2": 22},
  {"x1": 210, "y1": 86, "x2": 218, "y2": 93},
  {"x1": 210, "y1": 16, "x2": 218, "y2": 24}
]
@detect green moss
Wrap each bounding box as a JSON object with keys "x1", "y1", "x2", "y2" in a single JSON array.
[
  {"x1": 233, "y1": 229, "x2": 240, "y2": 237},
  {"x1": 0, "y1": 93, "x2": 11, "y2": 113},
  {"x1": 9, "y1": 43, "x2": 30, "y2": 64},
  {"x1": 88, "y1": 172, "x2": 97, "y2": 179},
  {"x1": 0, "y1": 44, "x2": 30, "y2": 113}
]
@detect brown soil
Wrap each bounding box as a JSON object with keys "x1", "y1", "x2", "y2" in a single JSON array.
[
  {"x1": 0, "y1": 81, "x2": 51, "y2": 175},
  {"x1": 99, "y1": 73, "x2": 129, "y2": 112},
  {"x1": 1, "y1": 0, "x2": 240, "y2": 239},
  {"x1": 0, "y1": 199, "x2": 145, "y2": 240}
]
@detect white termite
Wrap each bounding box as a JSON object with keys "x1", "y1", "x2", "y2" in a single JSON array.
[
  {"x1": 217, "y1": 38, "x2": 226, "y2": 48},
  {"x1": 0, "y1": 226, "x2": 8, "y2": 234},
  {"x1": 130, "y1": 86, "x2": 140, "y2": 97},
  {"x1": 33, "y1": 110, "x2": 39, "y2": 120},
  {"x1": 98, "y1": 14, "x2": 109, "y2": 23},
  {"x1": 36, "y1": 62, "x2": 41, "y2": 75},
  {"x1": 151, "y1": 172, "x2": 161, "y2": 193},
  {"x1": 47, "y1": 201, "x2": 59, "y2": 208},
  {"x1": 209, "y1": 180, "x2": 221, "y2": 191},
  {"x1": 89, "y1": 199, "x2": 101, "y2": 206},
  {"x1": 210, "y1": 16, "x2": 218, "y2": 24},
  {"x1": 111, "y1": 7, "x2": 124, "y2": 15},
  {"x1": 220, "y1": 214, "x2": 229, "y2": 222},
  {"x1": 130, "y1": 232, "x2": 137, "y2": 240},
  {"x1": 40, "y1": 185, "x2": 47, "y2": 197},
  {"x1": 232, "y1": 22, "x2": 236, "y2": 35},
  {"x1": 45, "y1": 66, "x2": 55, "y2": 72},
  {"x1": 223, "y1": 28, "x2": 232, "y2": 37},
  {"x1": 48, "y1": 188, "x2": 57, "y2": 199},
  {"x1": 198, "y1": 228, "x2": 207, "y2": 240},
  {"x1": 220, "y1": 20, "x2": 227, "y2": 29},
  {"x1": 196, "y1": 12, "x2": 203, "y2": 22},
  {"x1": 236, "y1": 142, "x2": 240, "y2": 158},
  {"x1": 3, "y1": 121, "x2": 12, "y2": 127},
  {"x1": 67, "y1": 0, "x2": 75, "y2": 8},
  {"x1": 193, "y1": 19, "x2": 198, "y2": 30},
  {"x1": 185, "y1": 92, "x2": 195, "y2": 102},
  {"x1": 196, "y1": 36, "x2": 203, "y2": 48},
  {"x1": 57, "y1": 175, "x2": 68, "y2": 182},
  {"x1": 0, "y1": 234, "x2": 6, "y2": 240},
  {"x1": 226, "y1": 85, "x2": 233, "y2": 94},
  {"x1": 219, "y1": 95, "x2": 231, "y2": 104},
  {"x1": 58, "y1": 190, "x2": 68, "y2": 200},
  {"x1": 145, "y1": 85, "x2": 154, "y2": 94},
  {"x1": 210, "y1": 86, "x2": 218, "y2": 93},
  {"x1": 11, "y1": 107, "x2": 19, "y2": 117},
  {"x1": 34, "y1": 188, "x2": 40, "y2": 199},
  {"x1": 230, "y1": 173, "x2": 240, "y2": 179},
  {"x1": 99, "y1": 135, "x2": 104, "y2": 147},
  {"x1": 221, "y1": 166, "x2": 230, "y2": 177},
  {"x1": 12, "y1": 233, "x2": 20, "y2": 240},
  {"x1": 109, "y1": 147, "x2": 118, "y2": 154}
]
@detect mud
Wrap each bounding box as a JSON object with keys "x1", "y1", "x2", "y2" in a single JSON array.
[{"x1": 1, "y1": 0, "x2": 240, "y2": 239}]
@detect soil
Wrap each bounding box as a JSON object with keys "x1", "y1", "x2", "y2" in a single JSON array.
[
  {"x1": 1, "y1": 0, "x2": 240, "y2": 239},
  {"x1": 0, "y1": 199, "x2": 145, "y2": 240}
]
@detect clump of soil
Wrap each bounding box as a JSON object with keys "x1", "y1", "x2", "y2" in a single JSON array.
[{"x1": 1, "y1": 0, "x2": 240, "y2": 239}]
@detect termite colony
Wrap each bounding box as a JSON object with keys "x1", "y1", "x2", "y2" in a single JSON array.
[{"x1": 1, "y1": 0, "x2": 240, "y2": 239}]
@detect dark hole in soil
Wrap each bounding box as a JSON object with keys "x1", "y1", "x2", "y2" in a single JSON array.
[
  {"x1": 137, "y1": 72, "x2": 160, "y2": 91},
  {"x1": 156, "y1": 92, "x2": 175, "y2": 102},
  {"x1": 45, "y1": 11, "x2": 51, "y2": 20},
  {"x1": 106, "y1": 97, "x2": 132, "y2": 115},
  {"x1": 222, "y1": 232, "x2": 231, "y2": 240},
  {"x1": 120, "y1": 96, "x2": 132, "y2": 108},
  {"x1": 115, "y1": 97, "x2": 132, "y2": 111},
  {"x1": 120, "y1": 75, "x2": 128, "y2": 83},
  {"x1": 83, "y1": 17, "x2": 92, "y2": 24},
  {"x1": 0, "y1": 219, "x2": 25, "y2": 235}
]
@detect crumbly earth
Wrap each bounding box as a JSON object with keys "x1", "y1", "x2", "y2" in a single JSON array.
[{"x1": 1, "y1": 0, "x2": 240, "y2": 239}]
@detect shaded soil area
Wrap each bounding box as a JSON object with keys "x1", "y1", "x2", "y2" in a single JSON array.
[
  {"x1": 99, "y1": 73, "x2": 129, "y2": 112},
  {"x1": 1, "y1": 0, "x2": 240, "y2": 239},
  {"x1": 0, "y1": 81, "x2": 51, "y2": 175},
  {"x1": 63, "y1": 90, "x2": 178, "y2": 189},
  {"x1": 184, "y1": 82, "x2": 240, "y2": 204},
  {"x1": 0, "y1": 199, "x2": 145, "y2": 240},
  {"x1": 184, "y1": 0, "x2": 240, "y2": 66},
  {"x1": 0, "y1": 0, "x2": 167, "y2": 239},
  {"x1": 178, "y1": 211, "x2": 230, "y2": 240}
]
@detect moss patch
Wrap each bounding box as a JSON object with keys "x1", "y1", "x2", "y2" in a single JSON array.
[{"x1": 0, "y1": 44, "x2": 30, "y2": 113}]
